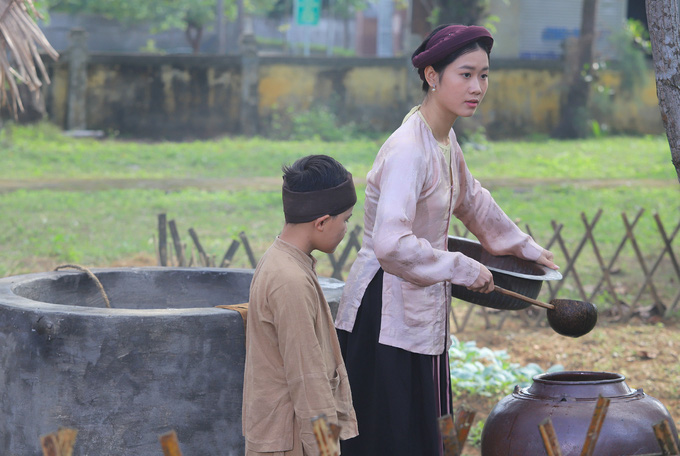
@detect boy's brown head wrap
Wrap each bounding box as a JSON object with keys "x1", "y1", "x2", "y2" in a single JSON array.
[
  {"x1": 411, "y1": 24, "x2": 493, "y2": 81},
  {"x1": 282, "y1": 174, "x2": 357, "y2": 223}
]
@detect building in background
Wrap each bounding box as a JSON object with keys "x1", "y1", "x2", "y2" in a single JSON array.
[
  {"x1": 40, "y1": 0, "x2": 647, "y2": 61},
  {"x1": 488, "y1": 0, "x2": 627, "y2": 60}
]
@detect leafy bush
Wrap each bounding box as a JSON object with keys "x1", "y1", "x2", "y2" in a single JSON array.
[
  {"x1": 449, "y1": 335, "x2": 564, "y2": 398},
  {"x1": 269, "y1": 104, "x2": 360, "y2": 141}
]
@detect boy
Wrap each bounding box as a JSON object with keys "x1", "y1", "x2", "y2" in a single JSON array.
[{"x1": 242, "y1": 154, "x2": 359, "y2": 455}]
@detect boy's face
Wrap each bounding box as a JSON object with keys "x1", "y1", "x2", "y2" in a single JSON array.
[{"x1": 315, "y1": 207, "x2": 354, "y2": 254}]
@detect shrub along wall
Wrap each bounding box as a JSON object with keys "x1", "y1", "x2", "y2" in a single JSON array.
[{"x1": 41, "y1": 51, "x2": 664, "y2": 139}]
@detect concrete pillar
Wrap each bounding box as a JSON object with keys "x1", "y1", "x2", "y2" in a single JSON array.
[
  {"x1": 216, "y1": 0, "x2": 227, "y2": 54},
  {"x1": 239, "y1": 22, "x2": 259, "y2": 136},
  {"x1": 66, "y1": 28, "x2": 88, "y2": 131},
  {"x1": 376, "y1": 0, "x2": 394, "y2": 57}
]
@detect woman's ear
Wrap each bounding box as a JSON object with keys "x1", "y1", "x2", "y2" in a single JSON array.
[
  {"x1": 313, "y1": 214, "x2": 331, "y2": 231},
  {"x1": 424, "y1": 65, "x2": 438, "y2": 89}
]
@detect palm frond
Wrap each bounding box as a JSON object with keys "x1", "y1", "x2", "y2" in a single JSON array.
[{"x1": 0, "y1": 0, "x2": 59, "y2": 118}]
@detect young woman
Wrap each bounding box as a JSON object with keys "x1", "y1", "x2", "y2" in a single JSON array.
[{"x1": 335, "y1": 24, "x2": 558, "y2": 455}]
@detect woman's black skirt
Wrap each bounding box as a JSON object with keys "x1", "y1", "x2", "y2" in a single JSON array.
[{"x1": 337, "y1": 269, "x2": 452, "y2": 456}]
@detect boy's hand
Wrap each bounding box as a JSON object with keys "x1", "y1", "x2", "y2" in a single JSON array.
[
  {"x1": 536, "y1": 249, "x2": 559, "y2": 270},
  {"x1": 467, "y1": 265, "x2": 494, "y2": 293}
]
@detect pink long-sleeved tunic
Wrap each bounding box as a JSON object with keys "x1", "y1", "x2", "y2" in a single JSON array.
[{"x1": 335, "y1": 110, "x2": 542, "y2": 355}]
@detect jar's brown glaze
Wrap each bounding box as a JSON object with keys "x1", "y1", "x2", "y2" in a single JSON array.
[{"x1": 481, "y1": 371, "x2": 679, "y2": 456}]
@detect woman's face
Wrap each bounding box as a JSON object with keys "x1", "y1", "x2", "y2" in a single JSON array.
[{"x1": 434, "y1": 48, "x2": 489, "y2": 118}]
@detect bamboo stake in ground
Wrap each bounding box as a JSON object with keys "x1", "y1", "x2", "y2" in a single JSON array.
[
  {"x1": 40, "y1": 427, "x2": 78, "y2": 456},
  {"x1": 159, "y1": 430, "x2": 183, "y2": 456},
  {"x1": 539, "y1": 418, "x2": 563, "y2": 456},
  {"x1": 311, "y1": 414, "x2": 341, "y2": 456},
  {"x1": 653, "y1": 419, "x2": 680, "y2": 455},
  {"x1": 438, "y1": 414, "x2": 461, "y2": 456},
  {"x1": 438, "y1": 407, "x2": 476, "y2": 456},
  {"x1": 580, "y1": 395, "x2": 610, "y2": 456}
]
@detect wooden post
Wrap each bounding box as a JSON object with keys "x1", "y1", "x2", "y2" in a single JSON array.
[
  {"x1": 158, "y1": 213, "x2": 168, "y2": 266},
  {"x1": 189, "y1": 228, "x2": 211, "y2": 267},
  {"x1": 168, "y1": 219, "x2": 186, "y2": 266},
  {"x1": 239, "y1": 231, "x2": 258, "y2": 267},
  {"x1": 219, "y1": 239, "x2": 241, "y2": 268},
  {"x1": 328, "y1": 225, "x2": 362, "y2": 280}
]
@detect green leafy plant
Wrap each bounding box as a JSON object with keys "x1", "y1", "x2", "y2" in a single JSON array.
[
  {"x1": 610, "y1": 19, "x2": 652, "y2": 96},
  {"x1": 449, "y1": 335, "x2": 564, "y2": 398},
  {"x1": 466, "y1": 420, "x2": 485, "y2": 447},
  {"x1": 269, "y1": 104, "x2": 359, "y2": 142}
]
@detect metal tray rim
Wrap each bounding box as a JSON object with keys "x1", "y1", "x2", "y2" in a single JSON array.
[{"x1": 448, "y1": 235, "x2": 563, "y2": 282}]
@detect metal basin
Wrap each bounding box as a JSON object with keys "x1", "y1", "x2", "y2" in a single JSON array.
[
  {"x1": 448, "y1": 236, "x2": 562, "y2": 310},
  {"x1": 0, "y1": 267, "x2": 344, "y2": 455}
]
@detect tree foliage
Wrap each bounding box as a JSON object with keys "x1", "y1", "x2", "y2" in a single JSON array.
[
  {"x1": 419, "y1": 0, "x2": 507, "y2": 34},
  {"x1": 43, "y1": 0, "x2": 279, "y2": 52},
  {"x1": 48, "y1": 0, "x2": 213, "y2": 29},
  {"x1": 437, "y1": 0, "x2": 490, "y2": 25},
  {"x1": 551, "y1": 0, "x2": 599, "y2": 139}
]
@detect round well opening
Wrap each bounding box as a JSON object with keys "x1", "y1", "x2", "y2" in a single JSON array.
[{"x1": 10, "y1": 268, "x2": 253, "y2": 310}]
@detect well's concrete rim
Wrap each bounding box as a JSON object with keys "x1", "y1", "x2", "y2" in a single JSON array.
[
  {"x1": 0, "y1": 266, "x2": 345, "y2": 318},
  {"x1": 0, "y1": 266, "x2": 256, "y2": 318}
]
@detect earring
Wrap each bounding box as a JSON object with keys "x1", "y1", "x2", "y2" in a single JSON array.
[{"x1": 431, "y1": 85, "x2": 436, "y2": 92}]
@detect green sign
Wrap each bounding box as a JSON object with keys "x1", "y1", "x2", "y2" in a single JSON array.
[{"x1": 296, "y1": 0, "x2": 320, "y2": 25}]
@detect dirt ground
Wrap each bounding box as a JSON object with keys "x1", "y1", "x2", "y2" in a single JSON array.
[{"x1": 452, "y1": 314, "x2": 680, "y2": 455}]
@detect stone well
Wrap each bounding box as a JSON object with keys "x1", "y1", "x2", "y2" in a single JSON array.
[{"x1": 0, "y1": 267, "x2": 344, "y2": 455}]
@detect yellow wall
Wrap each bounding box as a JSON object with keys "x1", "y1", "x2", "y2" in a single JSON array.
[
  {"x1": 43, "y1": 54, "x2": 664, "y2": 138},
  {"x1": 256, "y1": 59, "x2": 663, "y2": 137}
]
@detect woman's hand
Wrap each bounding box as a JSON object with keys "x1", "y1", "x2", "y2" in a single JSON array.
[
  {"x1": 467, "y1": 264, "x2": 494, "y2": 293},
  {"x1": 536, "y1": 249, "x2": 559, "y2": 270}
]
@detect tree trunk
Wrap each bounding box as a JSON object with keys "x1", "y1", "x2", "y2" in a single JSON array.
[
  {"x1": 185, "y1": 24, "x2": 203, "y2": 54},
  {"x1": 552, "y1": 0, "x2": 599, "y2": 138},
  {"x1": 646, "y1": 0, "x2": 680, "y2": 183}
]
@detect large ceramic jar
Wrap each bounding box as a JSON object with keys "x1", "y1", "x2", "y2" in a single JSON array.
[{"x1": 481, "y1": 371, "x2": 679, "y2": 455}]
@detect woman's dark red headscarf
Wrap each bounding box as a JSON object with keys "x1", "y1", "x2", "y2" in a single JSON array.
[{"x1": 411, "y1": 25, "x2": 494, "y2": 81}]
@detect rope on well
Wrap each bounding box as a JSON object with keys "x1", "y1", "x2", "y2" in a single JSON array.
[{"x1": 54, "y1": 264, "x2": 112, "y2": 309}]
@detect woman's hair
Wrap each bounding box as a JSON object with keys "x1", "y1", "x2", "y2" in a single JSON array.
[
  {"x1": 412, "y1": 25, "x2": 493, "y2": 93},
  {"x1": 282, "y1": 154, "x2": 349, "y2": 192}
]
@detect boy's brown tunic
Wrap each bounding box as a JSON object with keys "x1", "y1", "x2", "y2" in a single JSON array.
[{"x1": 242, "y1": 237, "x2": 358, "y2": 455}]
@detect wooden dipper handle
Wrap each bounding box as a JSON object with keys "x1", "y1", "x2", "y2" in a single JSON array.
[{"x1": 494, "y1": 286, "x2": 555, "y2": 310}]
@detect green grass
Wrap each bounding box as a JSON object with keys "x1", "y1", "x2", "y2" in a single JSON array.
[
  {"x1": 467, "y1": 136, "x2": 675, "y2": 180},
  {"x1": 0, "y1": 122, "x2": 382, "y2": 180},
  {"x1": 1, "y1": 122, "x2": 678, "y2": 292},
  {"x1": 3, "y1": 123, "x2": 676, "y2": 181}
]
